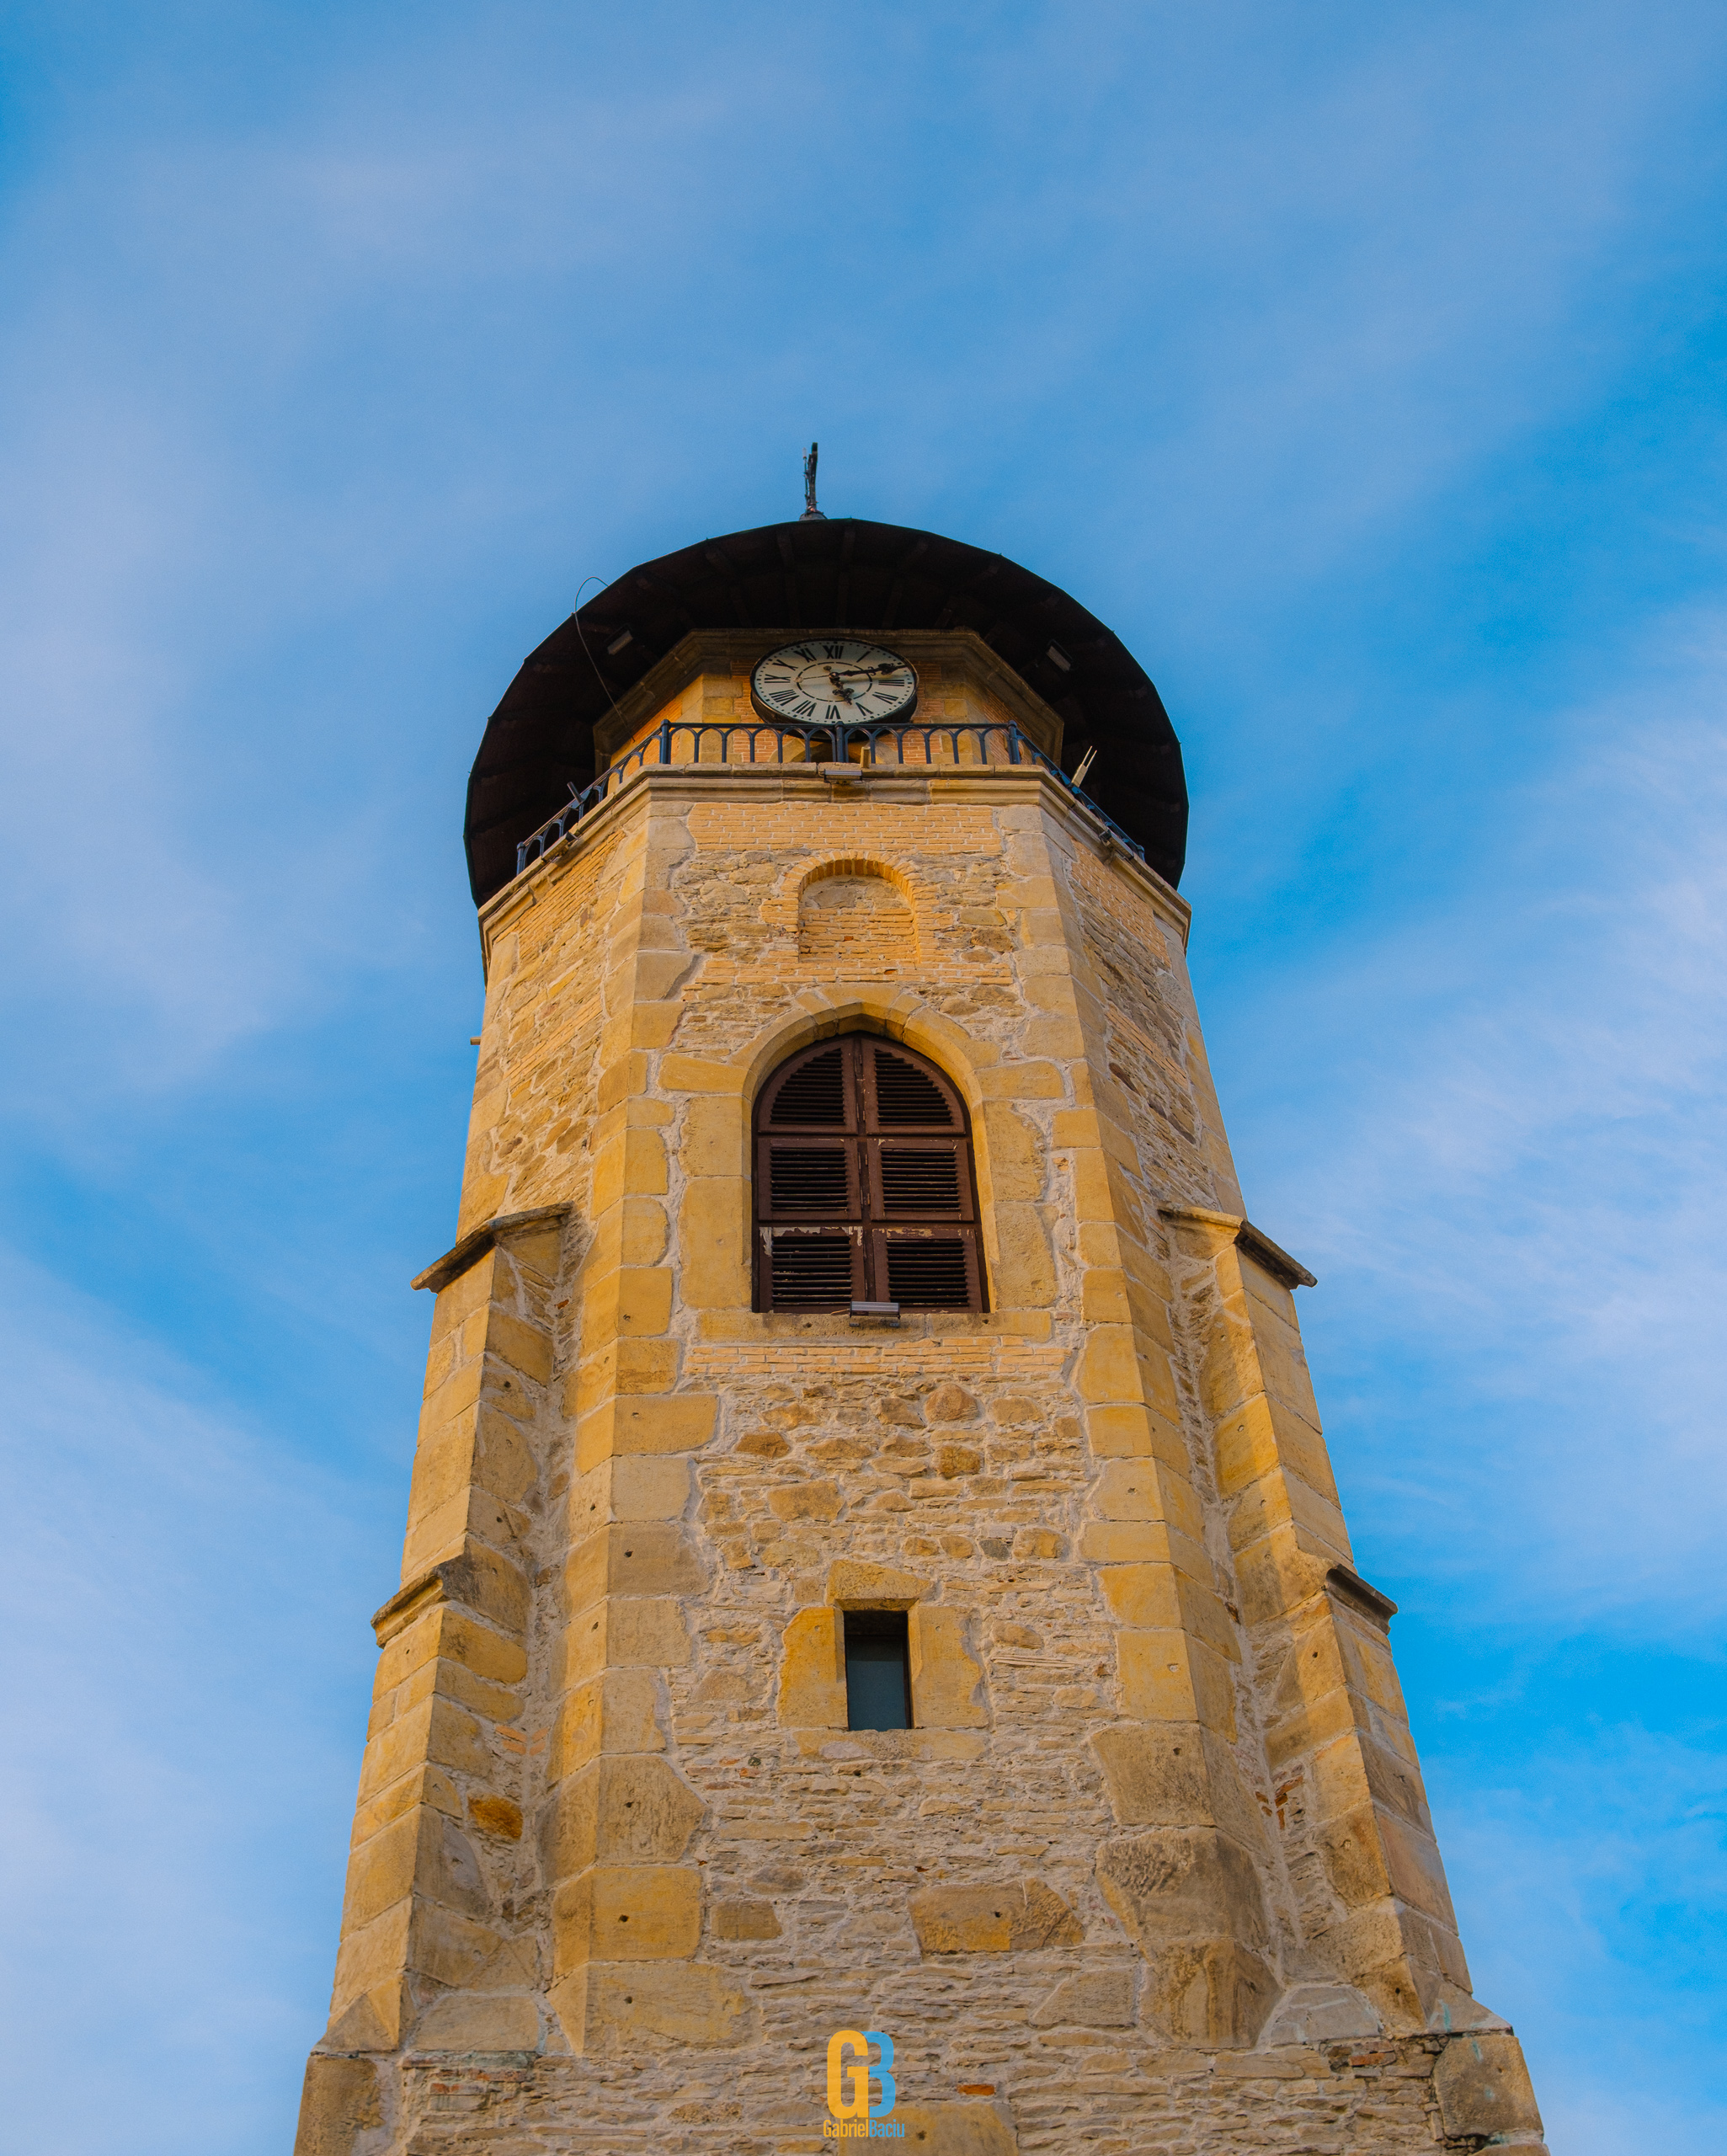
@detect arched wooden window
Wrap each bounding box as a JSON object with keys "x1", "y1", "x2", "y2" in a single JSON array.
[{"x1": 754, "y1": 1034, "x2": 986, "y2": 1313}]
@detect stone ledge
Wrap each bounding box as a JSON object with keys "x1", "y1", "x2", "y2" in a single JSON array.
[
  {"x1": 696, "y1": 1308, "x2": 1053, "y2": 1342},
  {"x1": 412, "y1": 1205, "x2": 572, "y2": 1294},
  {"x1": 371, "y1": 1540, "x2": 530, "y2": 1646},
  {"x1": 1158, "y1": 1206, "x2": 1318, "y2": 1289},
  {"x1": 1325, "y1": 1564, "x2": 1399, "y2": 1633}
]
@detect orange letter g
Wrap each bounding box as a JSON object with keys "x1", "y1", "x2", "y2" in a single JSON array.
[{"x1": 826, "y1": 2030, "x2": 869, "y2": 2121}]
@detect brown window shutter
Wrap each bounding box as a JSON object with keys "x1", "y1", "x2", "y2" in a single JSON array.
[
  {"x1": 877, "y1": 1230, "x2": 980, "y2": 1310},
  {"x1": 764, "y1": 1042, "x2": 854, "y2": 1128},
  {"x1": 759, "y1": 1136, "x2": 861, "y2": 1217},
  {"x1": 865, "y1": 1137, "x2": 974, "y2": 1221},
  {"x1": 863, "y1": 1045, "x2": 958, "y2": 1128},
  {"x1": 754, "y1": 1034, "x2": 985, "y2": 1313},
  {"x1": 763, "y1": 1229, "x2": 865, "y2": 1310}
]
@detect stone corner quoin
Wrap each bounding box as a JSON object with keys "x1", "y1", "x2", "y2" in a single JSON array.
[{"x1": 293, "y1": 556, "x2": 1547, "y2": 2156}]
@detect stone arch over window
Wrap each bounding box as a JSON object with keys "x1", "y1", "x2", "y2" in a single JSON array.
[
  {"x1": 753, "y1": 1033, "x2": 986, "y2": 1313},
  {"x1": 795, "y1": 860, "x2": 918, "y2": 966}
]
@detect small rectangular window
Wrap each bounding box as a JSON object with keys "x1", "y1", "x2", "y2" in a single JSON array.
[{"x1": 843, "y1": 1609, "x2": 912, "y2": 1731}]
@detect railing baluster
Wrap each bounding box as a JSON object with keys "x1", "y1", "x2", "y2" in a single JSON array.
[{"x1": 510, "y1": 714, "x2": 1147, "y2": 887}]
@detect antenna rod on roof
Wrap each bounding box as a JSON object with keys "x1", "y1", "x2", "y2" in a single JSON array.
[{"x1": 800, "y1": 441, "x2": 825, "y2": 521}]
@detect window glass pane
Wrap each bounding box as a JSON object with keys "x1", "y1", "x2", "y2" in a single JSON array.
[{"x1": 844, "y1": 1610, "x2": 911, "y2": 1731}]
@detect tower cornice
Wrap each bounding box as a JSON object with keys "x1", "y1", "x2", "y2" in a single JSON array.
[{"x1": 474, "y1": 756, "x2": 1192, "y2": 979}]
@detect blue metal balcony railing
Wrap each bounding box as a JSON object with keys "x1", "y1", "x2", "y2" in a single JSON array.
[{"x1": 511, "y1": 718, "x2": 1144, "y2": 880}]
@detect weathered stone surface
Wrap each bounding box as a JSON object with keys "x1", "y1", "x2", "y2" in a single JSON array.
[
  {"x1": 574, "y1": 1453, "x2": 692, "y2": 1524},
  {"x1": 551, "y1": 1862, "x2": 703, "y2": 1970},
  {"x1": 893, "y1": 2104, "x2": 1019, "y2": 2155},
  {"x1": 575, "y1": 1392, "x2": 717, "y2": 1471},
  {"x1": 826, "y1": 1559, "x2": 930, "y2": 1606},
  {"x1": 565, "y1": 1522, "x2": 706, "y2": 1613},
  {"x1": 1257, "y1": 1981, "x2": 1381, "y2": 2045},
  {"x1": 319, "y1": 1993, "x2": 393, "y2": 2053},
  {"x1": 410, "y1": 1991, "x2": 540, "y2": 2052},
  {"x1": 549, "y1": 1961, "x2": 754, "y2": 2053},
  {"x1": 1434, "y1": 2031, "x2": 1545, "y2": 2140},
  {"x1": 296, "y1": 638, "x2": 1532, "y2": 2153},
  {"x1": 292, "y1": 2056, "x2": 381, "y2": 2156},
  {"x1": 1090, "y1": 1726, "x2": 1211, "y2": 1827},
  {"x1": 375, "y1": 1605, "x2": 525, "y2": 1694},
  {"x1": 776, "y1": 1605, "x2": 845, "y2": 1727},
  {"x1": 1143, "y1": 1937, "x2": 1280, "y2": 2047},
  {"x1": 709, "y1": 1895, "x2": 781, "y2": 1940},
  {"x1": 547, "y1": 1666, "x2": 663, "y2": 1779},
  {"x1": 466, "y1": 1794, "x2": 522, "y2": 1841},
  {"x1": 909, "y1": 1604, "x2": 988, "y2": 1728},
  {"x1": 378, "y1": 1540, "x2": 529, "y2": 1643},
  {"x1": 402, "y1": 1901, "x2": 504, "y2": 1993},
  {"x1": 1426, "y1": 1976, "x2": 1511, "y2": 2033},
  {"x1": 1117, "y1": 1627, "x2": 1237, "y2": 1737},
  {"x1": 1029, "y1": 1966, "x2": 1138, "y2": 2026},
  {"x1": 556, "y1": 1596, "x2": 690, "y2": 1689},
  {"x1": 539, "y1": 1755, "x2": 704, "y2": 1881},
  {"x1": 925, "y1": 1384, "x2": 978, "y2": 1422},
  {"x1": 1095, "y1": 1828, "x2": 1270, "y2": 1955},
  {"x1": 909, "y1": 1877, "x2": 1084, "y2": 1953},
  {"x1": 341, "y1": 1809, "x2": 489, "y2": 1935},
  {"x1": 767, "y1": 1477, "x2": 841, "y2": 1521}
]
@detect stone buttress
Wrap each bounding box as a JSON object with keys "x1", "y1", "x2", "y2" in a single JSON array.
[{"x1": 295, "y1": 638, "x2": 1547, "y2": 2156}]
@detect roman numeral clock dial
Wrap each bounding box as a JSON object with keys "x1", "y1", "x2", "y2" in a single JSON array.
[{"x1": 749, "y1": 639, "x2": 919, "y2": 729}]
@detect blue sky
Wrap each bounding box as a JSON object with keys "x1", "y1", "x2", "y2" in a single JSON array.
[{"x1": 2, "y1": 3, "x2": 1724, "y2": 2149}]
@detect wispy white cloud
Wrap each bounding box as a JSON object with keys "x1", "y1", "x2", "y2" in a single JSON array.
[
  {"x1": 1230, "y1": 611, "x2": 1727, "y2": 1631},
  {"x1": 2, "y1": 7, "x2": 1724, "y2": 2150},
  {"x1": 0, "y1": 1245, "x2": 390, "y2": 2155},
  {"x1": 956, "y1": 0, "x2": 1727, "y2": 587},
  {"x1": 3, "y1": 0, "x2": 1719, "y2": 1129},
  {"x1": 1432, "y1": 1721, "x2": 1727, "y2": 2153}
]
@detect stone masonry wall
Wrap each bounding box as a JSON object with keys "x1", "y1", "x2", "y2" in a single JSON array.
[{"x1": 296, "y1": 718, "x2": 1546, "y2": 2156}]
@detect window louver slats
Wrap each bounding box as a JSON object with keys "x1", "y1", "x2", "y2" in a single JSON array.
[
  {"x1": 770, "y1": 1044, "x2": 847, "y2": 1125},
  {"x1": 769, "y1": 1145, "x2": 851, "y2": 1212},
  {"x1": 769, "y1": 1232, "x2": 858, "y2": 1309},
  {"x1": 878, "y1": 1148, "x2": 961, "y2": 1214},
  {"x1": 871, "y1": 1049, "x2": 954, "y2": 1126},
  {"x1": 884, "y1": 1235, "x2": 973, "y2": 1309},
  {"x1": 755, "y1": 1036, "x2": 984, "y2": 1312}
]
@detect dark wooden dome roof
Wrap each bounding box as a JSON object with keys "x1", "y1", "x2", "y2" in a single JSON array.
[{"x1": 465, "y1": 516, "x2": 1188, "y2": 905}]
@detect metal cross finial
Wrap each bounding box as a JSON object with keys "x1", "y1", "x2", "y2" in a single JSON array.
[{"x1": 800, "y1": 440, "x2": 825, "y2": 520}]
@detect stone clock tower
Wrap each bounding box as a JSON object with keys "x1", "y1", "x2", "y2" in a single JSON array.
[{"x1": 294, "y1": 510, "x2": 1548, "y2": 2154}]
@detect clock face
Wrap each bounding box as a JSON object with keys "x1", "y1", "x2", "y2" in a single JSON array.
[{"x1": 750, "y1": 639, "x2": 918, "y2": 728}]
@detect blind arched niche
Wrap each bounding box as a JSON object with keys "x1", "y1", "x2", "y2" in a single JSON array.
[{"x1": 753, "y1": 1034, "x2": 986, "y2": 1314}]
